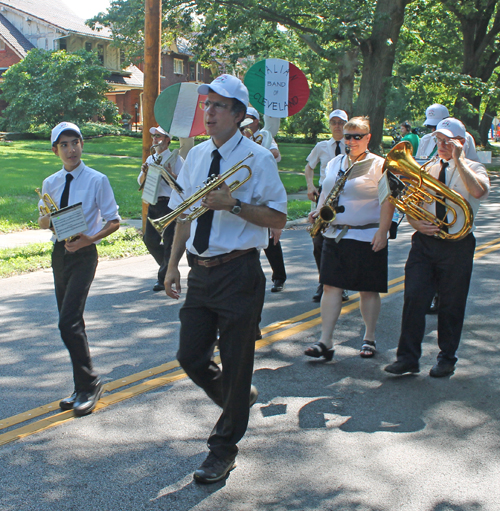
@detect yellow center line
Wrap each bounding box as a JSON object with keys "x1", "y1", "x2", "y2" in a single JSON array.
[{"x1": 0, "y1": 237, "x2": 498, "y2": 446}]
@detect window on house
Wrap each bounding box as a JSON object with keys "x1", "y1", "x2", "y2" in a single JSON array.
[
  {"x1": 0, "y1": 40, "x2": 5, "y2": 51},
  {"x1": 59, "y1": 39, "x2": 67, "y2": 51},
  {"x1": 197, "y1": 63, "x2": 204, "y2": 82},
  {"x1": 97, "y1": 44, "x2": 104, "y2": 65},
  {"x1": 174, "y1": 58, "x2": 184, "y2": 75},
  {"x1": 85, "y1": 42, "x2": 92, "y2": 52},
  {"x1": 189, "y1": 62, "x2": 196, "y2": 81}
]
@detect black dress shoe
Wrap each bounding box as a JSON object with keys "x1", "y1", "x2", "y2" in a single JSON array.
[
  {"x1": 342, "y1": 289, "x2": 349, "y2": 302},
  {"x1": 73, "y1": 380, "x2": 103, "y2": 417},
  {"x1": 427, "y1": 294, "x2": 438, "y2": 314},
  {"x1": 429, "y1": 362, "x2": 455, "y2": 378},
  {"x1": 312, "y1": 284, "x2": 323, "y2": 302},
  {"x1": 59, "y1": 391, "x2": 77, "y2": 411},
  {"x1": 271, "y1": 279, "x2": 285, "y2": 292},
  {"x1": 384, "y1": 361, "x2": 420, "y2": 375},
  {"x1": 249, "y1": 385, "x2": 259, "y2": 407},
  {"x1": 153, "y1": 280, "x2": 165, "y2": 292},
  {"x1": 194, "y1": 452, "x2": 236, "y2": 484}
]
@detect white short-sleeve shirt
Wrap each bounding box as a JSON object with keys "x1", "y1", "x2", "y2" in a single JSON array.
[
  {"x1": 307, "y1": 138, "x2": 346, "y2": 186},
  {"x1": 169, "y1": 131, "x2": 287, "y2": 257}
]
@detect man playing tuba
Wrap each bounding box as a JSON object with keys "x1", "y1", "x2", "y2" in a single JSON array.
[{"x1": 385, "y1": 118, "x2": 490, "y2": 378}]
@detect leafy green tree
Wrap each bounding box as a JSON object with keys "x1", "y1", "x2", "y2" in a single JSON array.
[{"x1": 0, "y1": 49, "x2": 118, "y2": 131}]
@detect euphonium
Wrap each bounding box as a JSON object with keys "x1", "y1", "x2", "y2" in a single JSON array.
[
  {"x1": 309, "y1": 151, "x2": 368, "y2": 238},
  {"x1": 35, "y1": 188, "x2": 58, "y2": 215},
  {"x1": 383, "y1": 141, "x2": 473, "y2": 241},
  {"x1": 149, "y1": 152, "x2": 254, "y2": 235}
]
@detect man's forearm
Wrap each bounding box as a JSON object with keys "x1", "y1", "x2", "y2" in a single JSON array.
[
  {"x1": 167, "y1": 219, "x2": 191, "y2": 270},
  {"x1": 238, "y1": 203, "x2": 287, "y2": 229}
]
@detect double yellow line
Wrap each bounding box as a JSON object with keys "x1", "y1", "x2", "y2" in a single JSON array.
[{"x1": 1, "y1": 236, "x2": 499, "y2": 447}]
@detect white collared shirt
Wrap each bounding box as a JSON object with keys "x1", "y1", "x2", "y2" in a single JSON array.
[
  {"x1": 253, "y1": 129, "x2": 281, "y2": 162},
  {"x1": 40, "y1": 161, "x2": 121, "y2": 242},
  {"x1": 307, "y1": 138, "x2": 346, "y2": 185},
  {"x1": 169, "y1": 131, "x2": 287, "y2": 257},
  {"x1": 416, "y1": 132, "x2": 479, "y2": 161},
  {"x1": 425, "y1": 158, "x2": 489, "y2": 234},
  {"x1": 318, "y1": 152, "x2": 385, "y2": 242},
  {"x1": 137, "y1": 148, "x2": 184, "y2": 197}
]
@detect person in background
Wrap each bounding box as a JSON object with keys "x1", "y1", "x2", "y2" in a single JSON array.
[
  {"x1": 400, "y1": 121, "x2": 420, "y2": 156},
  {"x1": 243, "y1": 106, "x2": 287, "y2": 293},
  {"x1": 38, "y1": 122, "x2": 121, "y2": 416},
  {"x1": 138, "y1": 127, "x2": 184, "y2": 292},
  {"x1": 305, "y1": 109, "x2": 350, "y2": 303}
]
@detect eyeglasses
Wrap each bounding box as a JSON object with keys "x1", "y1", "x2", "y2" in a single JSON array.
[
  {"x1": 199, "y1": 100, "x2": 229, "y2": 111},
  {"x1": 330, "y1": 121, "x2": 346, "y2": 127},
  {"x1": 344, "y1": 133, "x2": 368, "y2": 141}
]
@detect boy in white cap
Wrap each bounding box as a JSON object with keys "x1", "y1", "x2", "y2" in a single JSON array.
[
  {"x1": 305, "y1": 109, "x2": 349, "y2": 302},
  {"x1": 38, "y1": 122, "x2": 121, "y2": 416},
  {"x1": 137, "y1": 126, "x2": 184, "y2": 291},
  {"x1": 165, "y1": 74, "x2": 287, "y2": 483},
  {"x1": 385, "y1": 117, "x2": 490, "y2": 378}
]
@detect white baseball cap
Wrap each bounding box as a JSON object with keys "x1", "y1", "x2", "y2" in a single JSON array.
[
  {"x1": 51, "y1": 122, "x2": 82, "y2": 144},
  {"x1": 246, "y1": 107, "x2": 260, "y2": 120},
  {"x1": 329, "y1": 109, "x2": 348, "y2": 122},
  {"x1": 198, "y1": 74, "x2": 249, "y2": 107},
  {"x1": 149, "y1": 126, "x2": 171, "y2": 138},
  {"x1": 435, "y1": 118, "x2": 466, "y2": 139},
  {"x1": 424, "y1": 104, "x2": 449, "y2": 126}
]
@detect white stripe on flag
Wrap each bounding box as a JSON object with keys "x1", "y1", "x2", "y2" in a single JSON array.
[
  {"x1": 264, "y1": 59, "x2": 289, "y2": 117},
  {"x1": 170, "y1": 83, "x2": 199, "y2": 138}
]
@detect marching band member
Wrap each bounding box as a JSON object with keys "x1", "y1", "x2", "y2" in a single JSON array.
[
  {"x1": 305, "y1": 110, "x2": 349, "y2": 303},
  {"x1": 165, "y1": 74, "x2": 287, "y2": 483},
  {"x1": 138, "y1": 126, "x2": 184, "y2": 292},
  {"x1": 385, "y1": 118, "x2": 489, "y2": 377},
  {"x1": 38, "y1": 122, "x2": 120, "y2": 416},
  {"x1": 304, "y1": 117, "x2": 394, "y2": 361},
  {"x1": 243, "y1": 106, "x2": 287, "y2": 293}
]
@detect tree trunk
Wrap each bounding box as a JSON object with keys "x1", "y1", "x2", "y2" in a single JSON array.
[
  {"x1": 355, "y1": 0, "x2": 411, "y2": 152},
  {"x1": 337, "y1": 49, "x2": 359, "y2": 118}
]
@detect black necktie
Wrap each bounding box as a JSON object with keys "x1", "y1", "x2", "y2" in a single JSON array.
[
  {"x1": 335, "y1": 141, "x2": 341, "y2": 156},
  {"x1": 193, "y1": 150, "x2": 222, "y2": 254},
  {"x1": 60, "y1": 173, "x2": 73, "y2": 209},
  {"x1": 435, "y1": 161, "x2": 449, "y2": 233}
]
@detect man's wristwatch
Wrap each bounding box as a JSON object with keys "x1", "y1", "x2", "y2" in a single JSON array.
[{"x1": 230, "y1": 198, "x2": 242, "y2": 215}]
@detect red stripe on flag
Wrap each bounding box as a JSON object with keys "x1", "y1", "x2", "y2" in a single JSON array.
[{"x1": 190, "y1": 94, "x2": 207, "y2": 137}]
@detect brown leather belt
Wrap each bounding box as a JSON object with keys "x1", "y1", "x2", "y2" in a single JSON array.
[{"x1": 189, "y1": 248, "x2": 256, "y2": 268}]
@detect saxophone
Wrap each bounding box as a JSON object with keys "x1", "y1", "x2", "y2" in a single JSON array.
[{"x1": 309, "y1": 151, "x2": 368, "y2": 238}]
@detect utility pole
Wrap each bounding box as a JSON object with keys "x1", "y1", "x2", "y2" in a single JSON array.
[{"x1": 142, "y1": 0, "x2": 162, "y2": 230}]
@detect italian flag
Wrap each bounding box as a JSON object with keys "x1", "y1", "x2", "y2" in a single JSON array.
[
  {"x1": 244, "y1": 59, "x2": 310, "y2": 118},
  {"x1": 154, "y1": 82, "x2": 207, "y2": 138}
]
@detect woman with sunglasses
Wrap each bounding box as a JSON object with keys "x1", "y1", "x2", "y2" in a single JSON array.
[{"x1": 305, "y1": 117, "x2": 395, "y2": 361}]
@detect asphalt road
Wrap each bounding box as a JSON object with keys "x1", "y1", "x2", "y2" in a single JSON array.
[{"x1": 1, "y1": 176, "x2": 500, "y2": 510}]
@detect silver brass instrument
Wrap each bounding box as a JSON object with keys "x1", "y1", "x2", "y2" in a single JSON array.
[
  {"x1": 149, "y1": 152, "x2": 254, "y2": 235},
  {"x1": 309, "y1": 151, "x2": 368, "y2": 238},
  {"x1": 383, "y1": 141, "x2": 473, "y2": 241}
]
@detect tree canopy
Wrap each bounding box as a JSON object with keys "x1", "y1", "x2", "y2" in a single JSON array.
[{"x1": 0, "y1": 49, "x2": 118, "y2": 132}]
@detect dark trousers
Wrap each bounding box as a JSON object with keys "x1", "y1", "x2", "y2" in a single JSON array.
[
  {"x1": 144, "y1": 198, "x2": 176, "y2": 282},
  {"x1": 177, "y1": 250, "x2": 266, "y2": 460},
  {"x1": 263, "y1": 231, "x2": 287, "y2": 282},
  {"x1": 396, "y1": 232, "x2": 476, "y2": 366},
  {"x1": 52, "y1": 241, "x2": 99, "y2": 391}
]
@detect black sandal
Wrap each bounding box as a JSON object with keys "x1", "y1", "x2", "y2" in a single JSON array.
[
  {"x1": 360, "y1": 340, "x2": 376, "y2": 358},
  {"x1": 304, "y1": 342, "x2": 334, "y2": 361}
]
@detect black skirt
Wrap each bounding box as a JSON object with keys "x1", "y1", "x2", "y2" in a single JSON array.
[{"x1": 319, "y1": 237, "x2": 388, "y2": 293}]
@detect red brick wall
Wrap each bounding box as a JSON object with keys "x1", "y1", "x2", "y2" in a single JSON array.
[{"x1": 0, "y1": 45, "x2": 21, "y2": 68}]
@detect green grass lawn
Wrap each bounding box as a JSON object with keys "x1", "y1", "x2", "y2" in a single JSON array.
[{"x1": 0, "y1": 137, "x2": 315, "y2": 233}]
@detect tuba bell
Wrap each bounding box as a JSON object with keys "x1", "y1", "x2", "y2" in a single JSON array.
[{"x1": 383, "y1": 141, "x2": 473, "y2": 241}]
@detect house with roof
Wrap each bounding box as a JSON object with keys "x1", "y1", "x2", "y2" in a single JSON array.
[{"x1": 0, "y1": 0, "x2": 143, "y2": 121}]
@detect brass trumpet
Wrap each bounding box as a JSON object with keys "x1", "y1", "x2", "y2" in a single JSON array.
[
  {"x1": 383, "y1": 141, "x2": 473, "y2": 241},
  {"x1": 35, "y1": 188, "x2": 58, "y2": 215},
  {"x1": 149, "y1": 152, "x2": 254, "y2": 235}
]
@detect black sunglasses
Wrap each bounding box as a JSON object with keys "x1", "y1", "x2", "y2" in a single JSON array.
[{"x1": 344, "y1": 133, "x2": 368, "y2": 141}]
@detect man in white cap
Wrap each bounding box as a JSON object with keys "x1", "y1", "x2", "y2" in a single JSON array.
[
  {"x1": 305, "y1": 109, "x2": 349, "y2": 302},
  {"x1": 385, "y1": 117, "x2": 489, "y2": 378},
  {"x1": 165, "y1": 74, "x2": 287, "y2": 483},
  {"x1": 138, "y1": 126, "x2": 184, "y2": 291},
  {"x1": 417, "y1": 104, "x2": 479, "y2": 161},
  {"x1": 243, "y1": 106, "x2": 286, "y2": 293},
  {"x1": 38, "y1": 122, "x2": 121, "y2": 416}
]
